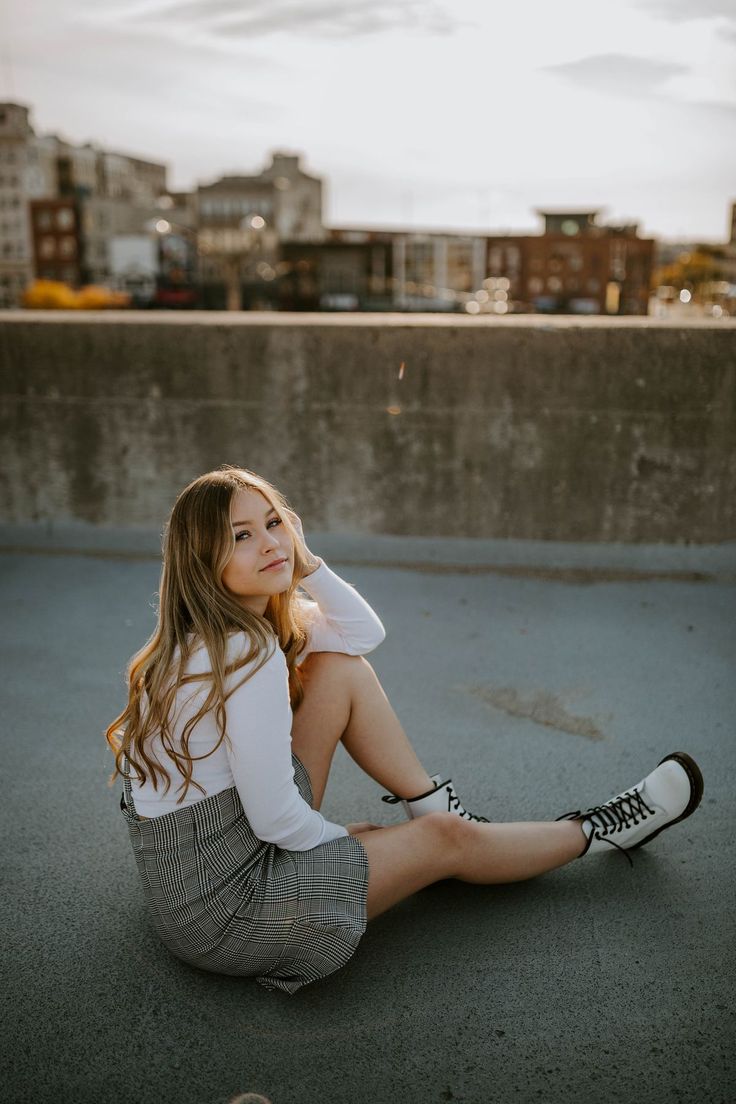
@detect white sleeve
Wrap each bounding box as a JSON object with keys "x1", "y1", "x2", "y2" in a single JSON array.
[
  {"x1": 224, "y1": 643, "x2": 348, "y2": 851},
  {"x1": 297, "y1": 560, "x2": 386, "y2": 661}
]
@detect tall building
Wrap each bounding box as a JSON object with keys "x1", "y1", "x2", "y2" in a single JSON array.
[
  {"x1": 196, "y1": 151, "x2": 325, "y2": 308},
  {"x1": 197, "y1": 151, "x2": 324, "y2": 241},
  {"x1": 0, "y1": 104, "x2": 45, "y2": 307},
  {"x1": 0, "y1": 100, "x2": 168, "y2": 302}
]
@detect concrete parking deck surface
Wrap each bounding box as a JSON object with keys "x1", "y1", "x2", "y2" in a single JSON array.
[{"x1": 2, "y1": 536, "x2": 735, "y2": 1104}]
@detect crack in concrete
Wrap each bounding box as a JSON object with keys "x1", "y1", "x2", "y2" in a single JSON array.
[{"x1": 465, "y1": 685, "x2": 607, "y2": 741}]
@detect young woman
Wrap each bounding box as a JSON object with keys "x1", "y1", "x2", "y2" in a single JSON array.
[{"x1": 107, "y1": 466, "x2": 704, "y2": 996}]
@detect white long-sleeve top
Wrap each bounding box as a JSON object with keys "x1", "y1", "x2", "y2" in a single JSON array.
[{"x1": 130, "y1": 561, "x2": 386, "y2": 850}]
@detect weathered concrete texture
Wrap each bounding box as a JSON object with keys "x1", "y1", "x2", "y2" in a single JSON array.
[
  {"x1": 1, "y1": 311, "x2": 735, "y2": 541},
  {"x1": 1, "y1": 543, "x2": 734, "y2": 1104}
]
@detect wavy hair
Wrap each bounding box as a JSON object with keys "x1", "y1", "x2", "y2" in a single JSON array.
[{"x1": 106, "y1": 466, "x2": 313, "y2": 802}]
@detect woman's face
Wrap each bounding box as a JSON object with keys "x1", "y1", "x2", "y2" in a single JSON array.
[{"x1": 220, "y1": 488, "x2": 294, "y2": 614}]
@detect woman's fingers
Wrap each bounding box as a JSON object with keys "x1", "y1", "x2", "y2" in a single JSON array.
[
  {"x1": 284, "y1": 507, "x2": 321, "y2": 575},
  {"x1": 284, "y1": 506, "x2": 304, "y2": 539}
]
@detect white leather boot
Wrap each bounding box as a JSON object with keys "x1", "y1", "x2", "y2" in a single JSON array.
[
  {"x1": 382, "y1": 774, "x2": 490, "y2": 822},
  {"x1": 556, "y1": 751, "x2": 704, "y2": 864}
]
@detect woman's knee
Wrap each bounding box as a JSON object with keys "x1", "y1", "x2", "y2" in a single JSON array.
[
  {"x1": 413, "y1": 811, "x2": 470, "y2": 873},
  {"x1": 300, "y1": 651, "x2": 370, "y2": 688}
]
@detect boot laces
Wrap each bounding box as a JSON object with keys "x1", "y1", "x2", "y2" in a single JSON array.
[
  {"x1": 557, "y1": 785, "x2": 656, "y2": 866},
  {"x1": 584, "y1": 786, "x2": 656, "y2": 837},
  {"x1": 381, "y1": 785, "x2": 490, "y2": 822},
  {"x1": 446, "y1": 787, "x2": 490, "y2": 823}
]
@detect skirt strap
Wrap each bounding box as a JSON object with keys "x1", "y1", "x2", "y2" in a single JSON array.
[{"x1": 120, "y1": 751, "x2": 137, "y2": 817}]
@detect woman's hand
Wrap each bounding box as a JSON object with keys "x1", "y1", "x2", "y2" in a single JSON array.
[
  {"x1": 283, "y1": 507, "x2": 322, "y2": 576},
  {"x1": 346, "y1": 821, "x2": 384, "y2": 836}
]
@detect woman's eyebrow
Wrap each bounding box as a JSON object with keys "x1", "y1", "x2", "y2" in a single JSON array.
[{"x1": 231, "y1": 507, "x2": 277, "y2": 527}]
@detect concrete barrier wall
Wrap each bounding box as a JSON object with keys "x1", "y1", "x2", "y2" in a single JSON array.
[{"x1": 1, "y1": 311, "x2": 734, "y2": 543}]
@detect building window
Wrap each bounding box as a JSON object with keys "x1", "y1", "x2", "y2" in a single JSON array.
[
  {"x1": 39, "y1": 236, "x2": 56, "y2": 258},
  {"x1": 59, "y1": 237, "x2": 76, "y2": 258},
  {"x1": 528, "y1": 277, "x2": 544, "y2": 294},
  {"x1": 547, "y1": 276, "x2": 563, "y2": 292},
  {"x1": 405, "y1": 241, "x2": 435, "y2": 286},
  {"x1": 36, "y1": 210, "x2": 53, "y2": 231},
  {"x1": 57, "y1": 208, "x2": 75, "y2": 231},
  {"x1": 447, "y1": 241, "x2": 474, "y2": 292}
]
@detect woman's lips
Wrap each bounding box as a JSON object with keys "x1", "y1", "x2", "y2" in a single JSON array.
[{"x1": 261, "y1": 558, "x2": 288, "y2": 572}]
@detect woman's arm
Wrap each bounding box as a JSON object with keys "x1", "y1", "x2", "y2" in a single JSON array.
[
  {"x1": 285, "y1": 507, "x2": 386, "y2": 659},
  {"x1": 225, "y1": 645, "x2": 348, "y2": 850},
  {"x1": 297, "y1": 560, "x2": 386, "y2": 658}
]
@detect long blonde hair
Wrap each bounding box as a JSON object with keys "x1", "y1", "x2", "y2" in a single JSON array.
[{"x1": 106, "y1": 466, "x2": 312, "y2": 802}]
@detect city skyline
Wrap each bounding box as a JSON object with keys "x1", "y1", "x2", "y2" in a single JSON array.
[{"x1": 3, "y1": 0, "x2": 736, "y2": 242}]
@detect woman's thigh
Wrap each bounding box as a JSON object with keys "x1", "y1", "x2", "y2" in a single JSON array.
[{"x1": 290, "y1": 651, "x2": 363, "y2": 809}]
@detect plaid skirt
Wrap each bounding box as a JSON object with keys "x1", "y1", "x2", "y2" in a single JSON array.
[{"x1": 120, "y1": 753, "x2": 370, "y2": 995}]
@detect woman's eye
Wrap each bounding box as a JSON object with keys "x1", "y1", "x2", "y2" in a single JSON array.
[
  {"x1": 234, "y1": 530, "x2": 249, "y2": 541},
  {"x1": 268, "y1": 517, "x2": 282, "y2": 528}
]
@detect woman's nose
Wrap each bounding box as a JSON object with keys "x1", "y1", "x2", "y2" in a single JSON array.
[{"x1": 260, "y1": 529, "x2": 280, "y2": 552}]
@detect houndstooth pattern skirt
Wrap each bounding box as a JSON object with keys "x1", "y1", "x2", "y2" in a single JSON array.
[{"x1": 120, "y1": 753, "x2": 370, "y2": 995}]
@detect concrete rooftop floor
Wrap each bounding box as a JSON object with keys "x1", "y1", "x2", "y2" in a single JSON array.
[{"x1": 2, "y1": 534, "x2": 735, "y2": 1104}]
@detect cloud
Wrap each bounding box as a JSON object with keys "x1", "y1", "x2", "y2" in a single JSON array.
[
  {"x1": 638, "y1": 0, "x2": 736, "y2": 40},
  {"x1": 115, "y1": 0, "x2": 461, "y2": 39},
  {"x1": 543, "y1": 52, "x2": 736, "y2": 119},
  {"x1": 675, "y1": 98, "x2": 736, "y2": 119},
  {"x1": 638, "y1": 0, "x2": 736, "y2": 22},
  {"x1": 543, "y1": 53, "x2": 688, "y2": 97}
]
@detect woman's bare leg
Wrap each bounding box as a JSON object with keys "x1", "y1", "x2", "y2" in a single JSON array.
[
  {"x1": 356, "y1": 813, "x2": 587, "y2": 920},
  {"x1": 291, "y1": 652, "x2": 433, "y2": 810},
  {"x1": 291, "y1": 654, "x2": 587, "y2": 922}
]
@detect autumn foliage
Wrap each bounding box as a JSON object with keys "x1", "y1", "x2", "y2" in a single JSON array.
[{"x1": 22, "y1": 280, "x2": 131, "y2": 310}]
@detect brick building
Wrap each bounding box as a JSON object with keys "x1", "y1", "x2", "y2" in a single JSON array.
[
  {"x1": 485, "y1": 211, "x2": 655, "y2": 315},
  {"x1": 29, "y1": 198, "x2": 83, "y2": 285}
]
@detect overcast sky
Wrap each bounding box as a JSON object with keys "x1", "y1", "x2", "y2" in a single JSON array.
[{"x1": 3, "y1": 0, "x2": 735, "y2": 240}]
